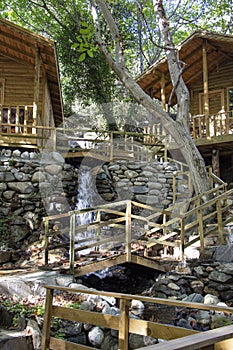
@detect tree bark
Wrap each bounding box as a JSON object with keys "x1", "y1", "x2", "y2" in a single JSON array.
[{"x1": 91, "y1": 0, "x2": 211, "y2": 196}]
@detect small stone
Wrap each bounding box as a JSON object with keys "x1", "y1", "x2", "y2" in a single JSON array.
[
  {"x1": 168, "y1": 282, "x2": 180, "y2": 291},
  {"x1": 209, "y1": 270, "x2": 232, "y2": 283},
  {"x1": 131, "y1": 300, "x2": 145, "y2": 309},
  {"x1": 88, "y1": 326, "x2": 104, "y2": 347},
  {"x1": 204, "y1": 294, "x2": 220, "y2": 305},
  {"x1": 124, "y1": 170, "x2": 138, "y2": 178}
]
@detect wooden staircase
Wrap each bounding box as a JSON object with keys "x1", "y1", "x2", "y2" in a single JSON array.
[{"x1": 42, "y1": 182, "x2": 233, "y2": 276}]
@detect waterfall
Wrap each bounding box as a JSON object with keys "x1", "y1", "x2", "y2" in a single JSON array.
[
  {"x1": 76, "y1": 167, "x2": 95, "y2": 225},
  {"x1": 75, "y1": 166, "x2": 96, "y2": 254}
]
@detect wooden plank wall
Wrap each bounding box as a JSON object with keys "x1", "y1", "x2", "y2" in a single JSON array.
[
  {"x1": 191, "y1": 61, "x2": 233, "y2": 115},
  {"x1": 0, "y1": 56, "x2": 43, "y2": 110}
]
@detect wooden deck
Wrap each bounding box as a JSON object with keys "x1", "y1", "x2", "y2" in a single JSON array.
[{"x1": 1, "y1": 110, "x2": 232, "y2": 160}]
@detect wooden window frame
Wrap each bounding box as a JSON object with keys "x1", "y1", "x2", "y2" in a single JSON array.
[
  {"x1": 0, "y1": 78, "x2": 5, "y2": 105},
  {"x1": 227, "y1": 87, "x2": 233, "y2": 116},
  {"x1": 199, "y1": 89, "x2": 225, "y2": 114}
]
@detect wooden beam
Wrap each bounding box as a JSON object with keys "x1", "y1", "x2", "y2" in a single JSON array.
[
  {"x1": 160, "y1": 73, "x2": 166, "y2": 110},
  {"x1": 41, "y1": 288, "x2": 54, "y2": 350},
  {"x1": 119, "y1": 299, "x2": 130, "y2": 350},
  {"x1": 49, "y1": 337, "x2": 93, "y2": 350},
  {"x1": 136, "y1": 324, "x2": 233, "y2": 350},
  {"x1": 74, "y1": 254, "x2": 127, "y2": 277},
  {"x1": 212, "y1": 148, "x2": 220, "y2": 177},
  {"x1": 202, "y1": 40, "x2": 210, "y2": 137},
  {"x1": 33, "y1": 47, "x2": 40, "y2": 134}
]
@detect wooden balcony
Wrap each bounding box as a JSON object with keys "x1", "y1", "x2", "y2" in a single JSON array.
[{"x1": 1, "y1": 105, "x2": 233, "y2": 161}]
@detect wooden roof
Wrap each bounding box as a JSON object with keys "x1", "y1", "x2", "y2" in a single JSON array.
[
  {"x1": 0, "y1": 17, "x2": 63, "y2": 126},
  {"x1": 136, "y1": 31, "x2": 233, "y2": 105}
]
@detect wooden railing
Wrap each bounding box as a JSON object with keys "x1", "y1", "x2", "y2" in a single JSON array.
[
  {"x1": 191, "y1": 111, "x2": 233, "y2": 139},
  {"x1": 144, "y1": 111, "x2": 233, "y2": 142},
  {"x1": 43, "y1": 187, "x2": 233, "y2": 274},
  {"x1": 0, "y1": 120, "x2": 167, "y2": 161},
  {"x1": 41, "y1": 285, "x2": 233, "y2": 350}
]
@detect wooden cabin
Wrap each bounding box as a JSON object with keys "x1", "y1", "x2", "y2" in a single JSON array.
[
  {"x1": 0, "y1": 18, "x2": 63, "y2": 149},
  {"x1": 136, "y1": 31, "x2": 233, "y2": 183}
]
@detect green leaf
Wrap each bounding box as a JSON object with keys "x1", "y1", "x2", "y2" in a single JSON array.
[
  {"x1": 80, "y1": 28, "x2": 89, "y2": 35},
  {"x1": 87, "y1": 50, "x2": 94, "y2": 58},
  {"x1": 78, "y1": 52, "x2": 86, "y2": 62}
]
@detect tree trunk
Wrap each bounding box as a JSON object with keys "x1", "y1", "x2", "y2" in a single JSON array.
[{"x1": 91, "y1": 0, "x2": 211, "y2": 196}]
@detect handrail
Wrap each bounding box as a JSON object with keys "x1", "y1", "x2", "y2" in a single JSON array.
[
  {"x1": 42, "y1": 188, "x2": 233, "y2": 273},
  {"x1": 41, "y1": 284, "x2": 233, "y2": 350}
]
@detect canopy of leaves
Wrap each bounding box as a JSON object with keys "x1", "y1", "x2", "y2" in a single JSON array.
[{"x1": 0, "y1": 0, "x2": 232, "y2": 116}]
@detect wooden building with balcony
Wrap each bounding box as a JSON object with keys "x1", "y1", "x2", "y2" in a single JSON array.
[
  {"x1": 0, "y1": 18, "x2": 63, "y2": 149},
  {"x1": 136, "y1": 31, "x2": 233, "y2": 183}
]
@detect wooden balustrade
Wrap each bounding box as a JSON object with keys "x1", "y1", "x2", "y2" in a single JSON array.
[
  {"x1": 41, "y1": 285, "x2": 233, "y2": 350},
  {"x1": 43, "y1": 186, "x2": 233, "y2": 274}
]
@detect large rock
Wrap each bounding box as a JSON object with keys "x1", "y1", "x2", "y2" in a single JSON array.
[
  {"x1": 44, "y1": 164, "x2": 62, "y2": 175},
  {"x1": 7, "y1": 182, "x2": 34, "y2": 193}
]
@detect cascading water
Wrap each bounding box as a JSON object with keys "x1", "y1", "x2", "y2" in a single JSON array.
[{"x1": 75, "y1": 166, "x2": 96, "y2": 254}]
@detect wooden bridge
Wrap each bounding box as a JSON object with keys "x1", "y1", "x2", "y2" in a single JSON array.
[
  {"x1": 41, "y1": 284, "x2": 233, "y2": 350},
  {"x1": 43, "y1": 177, "x2": 233, "y2": 276}
]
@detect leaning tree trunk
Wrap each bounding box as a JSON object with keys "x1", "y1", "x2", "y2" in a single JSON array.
[{"x1": 91, "y1": 0, "x2": 211, "y2": 196}]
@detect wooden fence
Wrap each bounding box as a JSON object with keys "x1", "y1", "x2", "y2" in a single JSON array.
[
  {"x1": 144, "y1": 111, "x2": 233, "y2": 141},
  {"x1": 41, "y1": 285, "x2": 233, "y2": 350},
  {"x1": 43, "y1": 186, "x2": 233, "y2": 275}
]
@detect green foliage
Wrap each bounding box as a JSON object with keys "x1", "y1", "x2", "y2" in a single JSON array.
[
  {"x1": 67, "y1": 301, "x2": 81, "y2": 309},
  {"x1": 1, "y1": 299, "x2": 45, "y2": 326},
  {"x1": 0, "y1": 0, "x2": 233, "y2": 122}
]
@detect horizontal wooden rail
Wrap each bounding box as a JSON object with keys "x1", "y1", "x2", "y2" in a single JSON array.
[
  {"x1": 42, "y1": 186, "x2": 233, "y2": 272},
  {"x1": 137, "y1": 325, "x2": 233, "y2": 350},
  {"x1": 41, "y1": 285, "x2": 233, "y2": 350}
]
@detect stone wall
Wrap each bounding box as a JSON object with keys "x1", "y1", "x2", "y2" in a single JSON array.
[
  {"x1": 0, "y1": 149, "x2": 78, "y2": 254},
  {"x1": 96, "y1": 159, "x2": 180, "y2": 208}
]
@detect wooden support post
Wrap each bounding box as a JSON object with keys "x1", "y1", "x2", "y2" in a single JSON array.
[
  {"x1": 118, "y1": 298, "x2": 130, "y2": 350},
  {"x1": 52, "y1": 127, "x2": 57, "y2": 151},
  {"x1": 33, "y1": 47, "x2": 40, "y2": 135},
  {"x1": 163, "y1": 213, "x2": 168, "y2": 255},
  {"x1": 41, "y1": 287, "x2": 54, "y2": 350},
  {"x1": 216, "y1": 198, "x2": 224, "y2": 244},
  {"x1": 95, "y1": 210, "x2": 101, "y2": 251},
  {"x1": 160, "y1": 73, "x2": 166, "y2": 111},
  {"x1": 110, "y1": 132, "x2": 113, "y2": 161},
  {"x1": 208, "y1": 166, "x2": 214, "y2": 189},
  {"x1": 70, "y1": 212, "x2": 76, "y2": 275},
  {"x1": 44, "y1": 219, "x2": 49, "y2": 265},
  {"x1": 125, "y1": 201, "x2": 132, "y2": 262},
  {"x1": 198, "y1": 208, "x2": 205, "y2": 259},
  {"x1": 180, "y1": 218, "x2": 185, "y2": 261},
  {"x1": 212, "y1": 148, "x2": 220, "y2": 178},
  {"x1": 202, "y1": 41, "x2": 210, "y2": 138},
  {"x1": 172, "y1": 173, "x2": 177, "y2": 204}
]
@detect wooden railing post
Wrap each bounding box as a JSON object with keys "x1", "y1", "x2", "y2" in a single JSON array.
[
  {"x1": 216, "y1": 198, "x2": 224, "y2": 244},
  {"x1": 70, "y1": 211, "x2": 76, "y2": 275},
  {"x1": 198, "y1": 207, "x2": 205, "y2": 259},
  {"x1": 172, "y1": 173, "x2": 177, "y2": 203},
  {"x1": 110, "y1": 132, "x2": 113, "y2": 161},
  {"x1": 180, "y1": 218, "x2": 185, "y2": 261},
  {"x1": 44, "y1": 218, "x2": 49, "y2": 265},
  {"x1": 118, "y1": 298, "x2": 130, "y2": 350},
  {"x1": 53, "y1": 127, "x2": 57, "y2": 151},
  {"x1": 125, "y1": 201, "x2": 132, "y2": 262},
  {"x1": 95, "y1": 210, "x2": 101, "y2": 251},
  {"x1": 41, "y1": 287, "x2": 54, "y2": 350}
]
